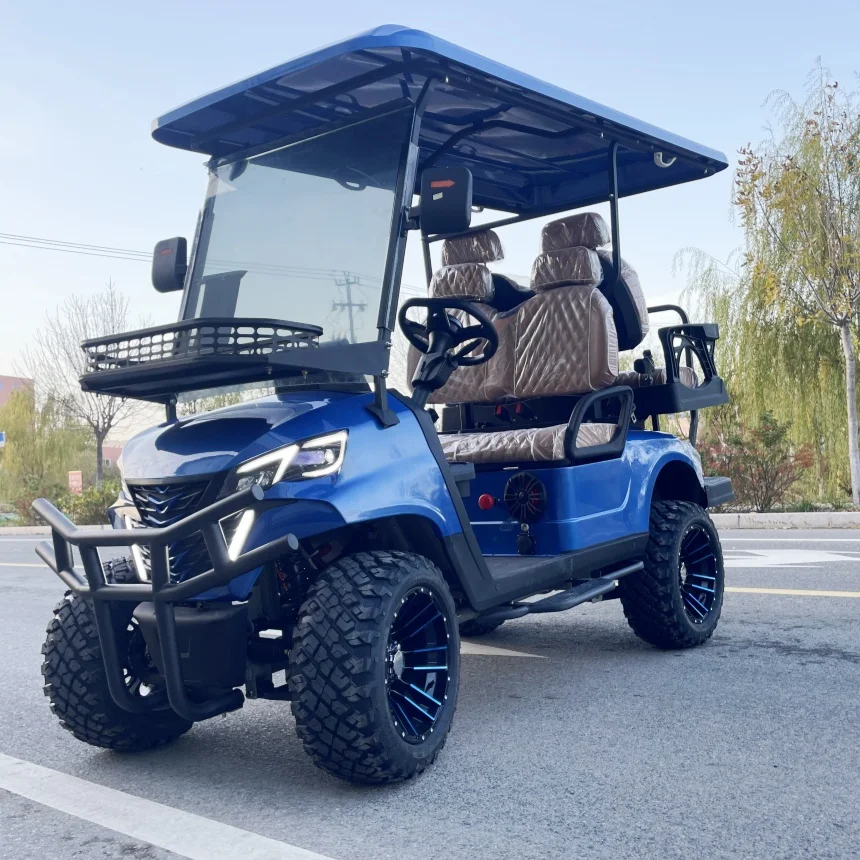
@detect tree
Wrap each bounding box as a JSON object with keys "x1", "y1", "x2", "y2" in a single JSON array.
[
  {"x1": 0, "y1": 388, "x2": 91, "y2": 521},
  {"x1": 733, "y1": 65, "x2": 860, "y2": 505},
  {"x1": 678, "y1": 247, "x2": 847, "y2": 500},
  {"x1": 20, "y1": 283, "x2": 145, "y2": 483}
]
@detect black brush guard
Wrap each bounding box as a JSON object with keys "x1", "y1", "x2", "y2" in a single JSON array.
[{"x1": 33, "y1": 484, "x2": 298, "y2": 722}]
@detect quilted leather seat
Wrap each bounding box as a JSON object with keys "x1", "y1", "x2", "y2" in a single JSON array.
[
  {"x1": 406, "y1": 214, "x2": 704, "y2": 465},
  {"x1": 440, "y1": 422, "x2": 617, "y2": 465},
  {"x1": 408, "y1": 227, "x2": 622, "y2": 464}
]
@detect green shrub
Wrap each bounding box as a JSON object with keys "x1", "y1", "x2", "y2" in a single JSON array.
[
  {"x1": 701, "y1": 412, "x2": 814, "y2": 512},
  {"x1": 57, "y1": 481, "x2": 121, "y2": 525}
]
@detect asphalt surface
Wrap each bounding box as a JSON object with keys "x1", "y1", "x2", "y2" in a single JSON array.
[{"x1": 1, "y1": 529, "x2": 858, "y2": 860}]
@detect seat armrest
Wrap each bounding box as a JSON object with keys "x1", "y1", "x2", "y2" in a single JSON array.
[{"x1": 564, "y1": 386, "x2": 634, "y2": 465}]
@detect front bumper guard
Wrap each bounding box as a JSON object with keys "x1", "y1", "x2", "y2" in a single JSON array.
[{"x1": 33, "y1": 484, "x2": 298, "y2": 723}]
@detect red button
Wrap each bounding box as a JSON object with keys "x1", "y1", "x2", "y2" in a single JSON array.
[{"x1": 478, "y1": 494, "x2": 495, "y2": 510}]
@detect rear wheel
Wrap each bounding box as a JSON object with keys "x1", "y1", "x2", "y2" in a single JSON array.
[
  {"x1": 619, "y1": 501, "x2": 724, "y2": 648},
  {"x1": 290, "y1": 551, "x2": 460, "y2": 784},
  {"x1": 41, "y1": 558, "x2": 192, "y2": 751}
]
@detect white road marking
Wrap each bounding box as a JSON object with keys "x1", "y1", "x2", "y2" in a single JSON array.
[
  {"x1": 0, "y1": 753, "x2": 337, "y2": 860},
  {"x1": 727, "y1": 586, "x2": 860, "y2": 598},
  {"x1": 0, "y1": 562, "x2": 45, "y2": 568},
  {"x1": 723, "y1": 549, "x2": 859, "y2": 569},
  {"x1": 721, "y1": 537, "x2": 860, "y2": 543},
  {"x1": 461, "y1": 640, "x2": 546, "y2": 658}
]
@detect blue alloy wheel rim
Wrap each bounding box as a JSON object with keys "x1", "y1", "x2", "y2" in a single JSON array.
[
  {"x1": 386, "y1": 587, "x2": 451, "y2": 744},
  {"x1": 679, "y1": 524, "x2": 719, "y2": 623}
]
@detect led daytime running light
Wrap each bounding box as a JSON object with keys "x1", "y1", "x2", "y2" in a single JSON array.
[{"x1": 236, "y1": 444, "x2": 299, "y2": 483}]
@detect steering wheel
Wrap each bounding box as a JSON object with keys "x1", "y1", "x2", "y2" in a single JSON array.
[{"x1": 398, "y1": 298, "x2": 498, "y2": 367}]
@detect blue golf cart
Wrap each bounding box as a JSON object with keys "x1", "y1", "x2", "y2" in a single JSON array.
[{"x1": 35, "y1": 26, "x2": 734, "y2": 784}]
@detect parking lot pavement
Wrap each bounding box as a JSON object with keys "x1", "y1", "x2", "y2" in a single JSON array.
[{"x1": 1, "y1": 530, "x2": 858, "y2": 860}]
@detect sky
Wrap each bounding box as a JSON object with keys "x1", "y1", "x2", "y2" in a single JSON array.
[{"x1": 1, "y1": 0, "x2": 859, "y2": 381}]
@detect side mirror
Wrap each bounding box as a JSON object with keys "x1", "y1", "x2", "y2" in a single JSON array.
[
  {"x1": 419, "y1": 167, "x2": 473, "y2": 236},
  {"x1": 152, "y1": 237, "x2": 188, "y2": 293}
]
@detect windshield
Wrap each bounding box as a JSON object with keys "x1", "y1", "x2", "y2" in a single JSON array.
[{"x1": 184, "y1": 107, "x2": 412, "y2": 345}]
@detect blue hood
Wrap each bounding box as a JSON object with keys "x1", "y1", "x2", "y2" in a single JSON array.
[{"x1": 120, "y1": 392, "x2": 356, "y2": 481}]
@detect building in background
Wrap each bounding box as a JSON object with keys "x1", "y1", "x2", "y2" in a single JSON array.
[
  {"x1": 0, "y1": 375, "x2": 33, "y2": 408},
  {"x1": 102, "y1": 442, "x2": 125, "y2": 471}
]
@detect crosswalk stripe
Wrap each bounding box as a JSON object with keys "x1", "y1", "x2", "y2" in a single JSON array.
[{"x1": 0, "y1": 754, "x2": 337, "y2": 860}]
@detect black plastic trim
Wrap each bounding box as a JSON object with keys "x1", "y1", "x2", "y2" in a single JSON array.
[
  {"x1": 391, "y1": 390, "x2": 496, "y2": 610},
  {"x1": 481, "y1": 533, "x2": 649, "y2": 607},
  {"x1": 704, "y1": 476, "x2": 735, "y2": 508}
]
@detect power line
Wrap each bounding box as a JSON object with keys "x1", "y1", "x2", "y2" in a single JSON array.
[{"x1": 0, "y1": 231, "x2": 428, "y2": 296}]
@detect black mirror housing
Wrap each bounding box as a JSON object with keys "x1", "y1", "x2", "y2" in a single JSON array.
[
  {"x1": 419, "y1": 167, "x2": 473, "y2": 236},
  {"x1": 152, "y1": 237, "x2": 188, "y2": 293}
]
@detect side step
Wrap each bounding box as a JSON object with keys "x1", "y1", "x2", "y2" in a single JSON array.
[{"x1": 475, "y1": 561, "x2": 643, "y2": 625}]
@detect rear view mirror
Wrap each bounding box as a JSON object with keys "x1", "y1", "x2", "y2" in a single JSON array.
[
  {"x1": 152, "y1": 237, "x2": 188, "y2": 293},
  {"x1": 419, "y1": 167, "x2": 473, "y2": 236}
]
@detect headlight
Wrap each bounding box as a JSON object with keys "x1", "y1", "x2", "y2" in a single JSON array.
[{"x1": 218, "y1": 430, "x2": 348, "y2": 498}]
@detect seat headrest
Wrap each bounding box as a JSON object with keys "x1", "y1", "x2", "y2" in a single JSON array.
[
  {"x1": 541, "y1": 213, "x2": 610, "y2": 252},
  {"x1": 441, "y1": 230, "x2": 504, "y2": 266},
  {"x1": 596, "y1": 250, "x2": 649, "y2": 350},
  {"x1": 430, "y1": 263, "x2": 495, "y2": 302},
  {"x1": 530, "y1": 246, "x2": 603, "y2": 292}
]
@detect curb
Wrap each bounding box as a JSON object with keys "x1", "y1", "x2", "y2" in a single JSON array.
[
  {"x1": 2, "y1": 515, "x2": 859, "y2": 535},
  {"x1": 711, "y1": 512, "x2": 860, "y2": 530}
]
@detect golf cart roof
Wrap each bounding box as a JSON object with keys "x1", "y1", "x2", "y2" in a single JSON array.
[{"x1": 152, "y1": 25, "x2": 729, "y2": 215}]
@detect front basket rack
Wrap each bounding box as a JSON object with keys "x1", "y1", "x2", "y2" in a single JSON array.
[{"x1": 79, "y1": 317, "x2": 324, "y2": 402}]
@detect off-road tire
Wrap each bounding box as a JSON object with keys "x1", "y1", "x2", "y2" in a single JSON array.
[
  {"x1": 290, "y1": 551, "x2": 460, "y2": 784},
  {"x1": 619, "y1": 501, "x2": 724, "y2": 649},
  {"x1": 41, "y1": 557, "x2": 192, "y2": 751},
  {"x1": 459, "y1": 617, "x2": 504, "y2": 637}
]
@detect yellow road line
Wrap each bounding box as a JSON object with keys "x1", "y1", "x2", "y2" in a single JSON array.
[{"x1": 726, "y1": 586, "x2": 860, "y2": 598}]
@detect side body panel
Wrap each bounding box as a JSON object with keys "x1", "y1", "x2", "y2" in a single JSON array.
[{"x1": 465, "y1": 430, "x2": 703, "y2": 556}]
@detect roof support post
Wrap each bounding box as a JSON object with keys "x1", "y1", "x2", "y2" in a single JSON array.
[{"x1": 608, "y1": 141, "x2": 621, "y2": 288}]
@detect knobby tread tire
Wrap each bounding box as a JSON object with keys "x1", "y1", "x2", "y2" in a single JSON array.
[
  {"x1": 459, "y1": 617, "x2": 505, "y2": 637},
  {"x1": 619, "y1": 500, "x2": 724, "y2": 649},
  {"x1": 290, "y1": 551, "x2": 459, "y2": 785},
  {"x1": 41, "y1": 558, "x2": 192, "y2": 751}
]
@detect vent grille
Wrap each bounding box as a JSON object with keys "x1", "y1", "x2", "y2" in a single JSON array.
[{"x1": 127, "y1": 480, "x2": 211, "y2": 582}]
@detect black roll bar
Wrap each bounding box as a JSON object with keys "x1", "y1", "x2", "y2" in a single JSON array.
[{"x1": 32, "y1": 484, "x2": 300, "y2": 722}]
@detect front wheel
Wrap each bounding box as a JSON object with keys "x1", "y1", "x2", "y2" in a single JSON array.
[
  {"x1": 290, "y1": 551, "x2": 460, "y2": 784},
  {"x1": 619, "y1": 501, "x2": 724, "y2": 648},
  {"x1": 41, "y1": 559, "x2": 192, "y2": 750}
]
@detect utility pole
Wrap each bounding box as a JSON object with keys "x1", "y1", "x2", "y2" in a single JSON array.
[{"x1": 332, "y1": 274, "x2": 366, "y2": 343}]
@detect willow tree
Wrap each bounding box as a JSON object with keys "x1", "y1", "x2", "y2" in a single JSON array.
[
  {"x1": 680, "y1": 247, "x2": 848, "y2": 498},
  {"x1": 0, "y1": 388, "x2": 90, "y2": 504},
  {"x1": 734, "y1": 67, "x2": 860, "y2": 504},
  {"x1": 684, "y1": 66, "x2": 860, "y2": 503}
]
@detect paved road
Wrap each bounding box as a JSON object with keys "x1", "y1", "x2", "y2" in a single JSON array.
[{"x1": 1, "y1": 530, "x2": 858, "y2": 860}]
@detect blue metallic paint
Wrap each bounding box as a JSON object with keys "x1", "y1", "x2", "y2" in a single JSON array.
[
  {"x1": 118, "y1": 393, "x2": 704, "y2": 601},
  {"x1": 464, "y1": 430, "x2": 702, "y2": 556},
  {"x1": 120, "y1": 391, "x2": 463, "y2": 599}
]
